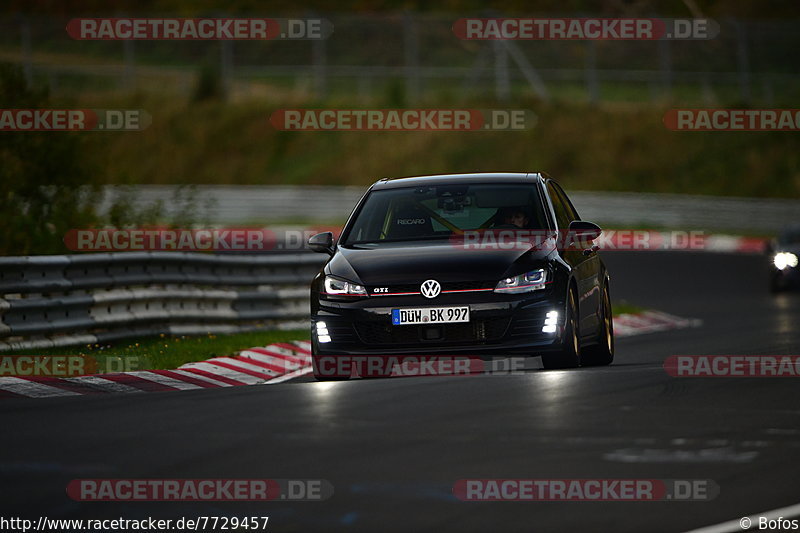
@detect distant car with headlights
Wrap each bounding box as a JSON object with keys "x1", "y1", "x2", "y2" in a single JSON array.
[
  {"x1": 306, "y1": 173, "x2": 613, "y2": 380},
  {"x1": 769, "y1": 225, "x2": 800, "y2": 293}
]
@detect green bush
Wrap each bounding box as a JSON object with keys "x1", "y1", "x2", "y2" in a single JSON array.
[
  {"x1": 0, "y1": 63, "x2": 211, "y2": 256},
  {"x1": 0, "y1": 63, "x2": 100, "y2": 256}
]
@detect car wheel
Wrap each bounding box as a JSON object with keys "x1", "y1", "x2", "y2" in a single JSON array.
[
  {"x1": 312, "y1": 353, "x2": 352, "y2": 381},
  {"x1": 582, "y1": 283, "x2": 614, "y2": 366},
  {"x1": 542, "y1": 288, "x2": 581, "y2": 369}
]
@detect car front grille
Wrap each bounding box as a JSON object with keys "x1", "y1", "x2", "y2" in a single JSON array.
[
  {"x1": 323, "y1": 322, "x2": 358, "y2": 343},
  {"x1": 508, "y1": 313, "x2": 549, "y2": 339},
  {"x1": 368, "y1": 280, "x2": 495, "y2": 296},
  {"x1": 354, "y1": 317, "x2": 510, "y2": 345}
]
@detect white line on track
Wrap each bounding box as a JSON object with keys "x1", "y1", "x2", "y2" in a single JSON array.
[
  {"x1": 65, "y1": 376, "x2": 144, "y2": 394},
  {"x1": 131, "y1": 371, "x2": 204, "y2": 391},
  {"x1": 178, "y1": 362, "x2": 264, "y2": 384},
  {"x1": 168, "y1": 369, "x2": 233, "y2": 387},
  {"x1": 0, "y1": 377, "x2": 81, "y2": 398},
  {"x1": 265, "y1": 366, "x2": 314, "y2": 384},
  {"x1": 238, "y1": 350, "x2": 304, "y2": 371},
  {"x1": 685, "y1": 502, "x2": 800, "y2": 533},
  {"x1": 206, "y1": 357, "x2": 280, "y2": 376}
]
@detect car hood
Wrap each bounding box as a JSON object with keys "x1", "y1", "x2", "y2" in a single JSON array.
[{"x1": 328, "y1": 241, "x2": 553, "y2": 285}]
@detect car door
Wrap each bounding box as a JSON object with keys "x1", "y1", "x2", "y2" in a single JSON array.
[{"x1": 546, "y1": 181, "x2": 601, "y2": 338}]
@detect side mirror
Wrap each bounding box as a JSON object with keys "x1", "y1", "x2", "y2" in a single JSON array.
[
  {"x1": 568, "y1": 220, "x2": 602, "y2": 242},
  {"x1": 308, "y1": 232, "x2": 334, "y2": 255}
]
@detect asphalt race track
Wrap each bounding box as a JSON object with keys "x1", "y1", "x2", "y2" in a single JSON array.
[{"x1": 1, "y1": 251, "x2": 799, "y2": 533}]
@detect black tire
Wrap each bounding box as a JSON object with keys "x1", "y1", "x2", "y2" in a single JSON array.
[
  {"x1": 582, "y1": 283, "x2": 614, "y2": 366},
  {"x1": 542, "y1": 288, "x2": 581, "y2": 369},
  {"x1": 312, "y1": 354, "x2": 352, "y2": 381},
  {"x1": 770, "y1": 274, "x2": 784, "y2": 294}
]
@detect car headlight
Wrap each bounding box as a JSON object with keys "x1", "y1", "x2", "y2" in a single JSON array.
[
  {"x1": 323, "y1": 275, "x2": 368, "y2": 297},
  {"x1": 494, "y1": 268, "x2": 548, "y2": 293},
  {"x1": 774, "y1": 252, "x2": 799, "y2": 270}
]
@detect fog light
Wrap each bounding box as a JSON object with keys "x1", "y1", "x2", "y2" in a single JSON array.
[
  {"x1": 316, "y1": 321, "x2": 331, "y2": 343},
  {"x1": 542, "y1": 311, "x2": 558, "y2": 333}
]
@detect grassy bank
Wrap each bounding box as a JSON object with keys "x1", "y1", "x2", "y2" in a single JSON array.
[
  {"x1": 77, "y1": 95, "x2": 800, "y2": 198},
  {"x1": 2, "y1": 330, "x2": 310, "y2": 373}
]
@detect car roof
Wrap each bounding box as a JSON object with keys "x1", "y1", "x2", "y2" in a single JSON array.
[{"x1": 371, "y1": 172, "x2": 546, "y2": 190}]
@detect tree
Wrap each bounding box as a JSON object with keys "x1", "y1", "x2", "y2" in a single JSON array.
[{"x1": 0, "y1": 62, "x2": 100, "y2": 255}]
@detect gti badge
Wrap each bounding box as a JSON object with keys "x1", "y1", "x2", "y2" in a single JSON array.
[{"x1": 420, "y1": 279, "x2": 441, "y2": 299}]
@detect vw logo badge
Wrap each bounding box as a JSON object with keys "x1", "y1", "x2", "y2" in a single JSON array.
[{"x1": 420, "y1": 279, "x2": 441, "y2": 299}]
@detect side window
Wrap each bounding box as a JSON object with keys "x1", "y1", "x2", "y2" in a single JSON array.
[
  {"x1": 552, "y1": 182, "x2": 580, "y2": 223},
  {"x1": 546, "y1": 182, "x2": 571, "y2": 229}
]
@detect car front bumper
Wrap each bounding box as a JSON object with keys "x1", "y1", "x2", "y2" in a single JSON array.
[{"x1": 311, "y1": 292, "x2": 567, "y2": 357}]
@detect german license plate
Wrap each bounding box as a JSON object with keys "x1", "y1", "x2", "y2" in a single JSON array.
[{"x1": 391, "y1": 306, "x2": 470, "y2": 325}]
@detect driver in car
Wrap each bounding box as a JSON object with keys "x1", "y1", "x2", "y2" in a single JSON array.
[{"x1": 493, "y1": 207, "x2": 530, "y2": 229}]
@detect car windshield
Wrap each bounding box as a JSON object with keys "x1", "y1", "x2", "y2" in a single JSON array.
[{"x1": 342, "y1": 183, "x2": 549, "y2": 245}]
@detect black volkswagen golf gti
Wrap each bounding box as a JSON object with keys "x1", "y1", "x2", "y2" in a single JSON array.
[{"x1": 307, "y1": 173, "x2": 613, "y2": 379}]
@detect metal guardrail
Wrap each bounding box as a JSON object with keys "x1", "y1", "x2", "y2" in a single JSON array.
[
  {"x1": 7, "y1": 185, "x2": 797, "y2": 350},
  {"x1": 0, "y1": 252, "x2": 326, "y2": 351},
  {"x1": 100, "y1": 185, "x2": 800, "y2": 233},
  {"x1": 569, "y1": 191, "x2": 800, "y2": 234}
]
